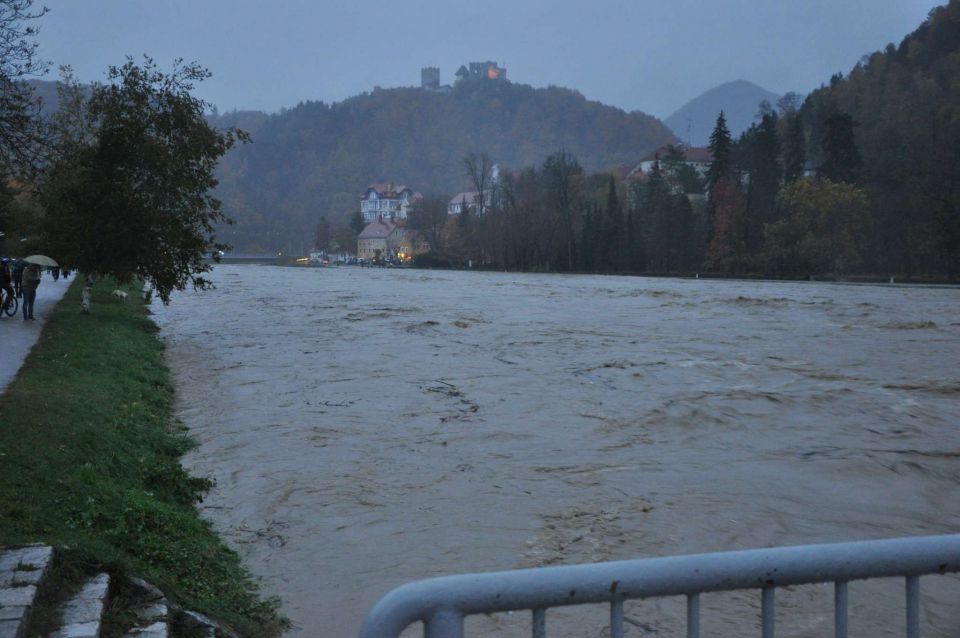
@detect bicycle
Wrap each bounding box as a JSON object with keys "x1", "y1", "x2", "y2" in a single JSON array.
[{"x1": 0, "y1": 288, "x2": 18, "y2": 317}]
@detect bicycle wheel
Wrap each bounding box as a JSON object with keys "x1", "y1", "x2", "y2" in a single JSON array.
[{"x1": 3, "y1": 294, "x2": 17, "y2": 317}]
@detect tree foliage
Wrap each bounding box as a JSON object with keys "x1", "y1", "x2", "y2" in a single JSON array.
[
  {"x1": 541, "y1": 150, "x2": 582, "y2": 270},
  {"x1": 0, "y1": 0, "x2": 47, "y2": 179},
  {"x1": 765, "y1": 177, "x2": 869, "y2": 274},
  {"x1": 818, "y1": 113, "x2": 862, "y2": 184},
  {"x1": 40, "y1": 57, "x2": 246, "y2": 303},
  {"x1": 407, "y1": 194, "x2": 450, "y2": 257},
  {"x1": 706, "y1": 177, "x2": 748, "y2": 272},
  {"x1": 0, "y1": 0, "x2": 47, "y2": 250}
]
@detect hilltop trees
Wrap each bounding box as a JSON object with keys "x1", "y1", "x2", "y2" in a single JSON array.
[
  {"x1": 40, "y1": 57, "x2": 247, "y2": 305},
  {"x1": 796, "y1": 0, "x2": 960, "y2": 277}
]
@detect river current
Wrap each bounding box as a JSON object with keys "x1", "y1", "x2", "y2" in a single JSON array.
[{"x1": 152, "y1": 265, "x2": 960, "y2": 637}]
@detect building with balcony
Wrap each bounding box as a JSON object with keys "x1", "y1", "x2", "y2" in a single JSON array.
[{"x1": 360, "y1": 183, "x2": 423, "y2": 223}]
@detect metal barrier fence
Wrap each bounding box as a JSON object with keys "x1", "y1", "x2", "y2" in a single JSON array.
[{"x1": 359, "y1": 534, "x2": 960, "y2": 638}]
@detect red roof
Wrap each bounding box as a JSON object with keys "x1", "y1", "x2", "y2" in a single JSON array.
[
  {"x1": 449, "y1": 192, "x2": 478, "y2": 206},
  {"x1": 365, "y1": 183, "x2": 421, "y2": 199}
]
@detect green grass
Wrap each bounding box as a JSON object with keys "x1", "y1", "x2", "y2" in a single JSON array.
[{"x1": 0, "y1": 280, "x2": 287, "y2": 637}]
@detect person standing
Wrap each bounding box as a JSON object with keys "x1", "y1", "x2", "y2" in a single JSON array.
[
  {"x1": 0, "y1": 259, "x2": 13, "y2": 311},
  {"x1": 21, "y1": 263, "x2": 40, "y2": 321},
  {"x1": 12, "y1": 258, "x2": 24, "y2": 298}
]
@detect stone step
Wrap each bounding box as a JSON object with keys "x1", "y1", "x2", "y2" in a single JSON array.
[
  {"x1": 51, "y1": 573, "x2": 110, "y2": 638},
  {"x1": 0, "y1": 545, "x2": 54, "y2": 638},
  {"x1": 122, "y1": 577, "x2": 168, "y2": 638},
  {"x1": 122, "y1": 620, "x2": 167, "y2": 638},
  {"x1": 2, "y1": 547, "x2": 223, "y2": 638}
]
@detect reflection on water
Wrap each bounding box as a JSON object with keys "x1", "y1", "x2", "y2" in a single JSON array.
[{"x1": 152, "y1": 266, "x2": 960, "y2": 637}]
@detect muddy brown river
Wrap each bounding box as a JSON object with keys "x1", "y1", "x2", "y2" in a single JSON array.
[{"x1": 152, "y1": 265, "x2": 960, "y2": 637}]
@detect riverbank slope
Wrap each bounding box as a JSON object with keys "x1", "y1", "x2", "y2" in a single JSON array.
[{"x1": 0, "y1": 279, "x2": 285, "y2": 636}]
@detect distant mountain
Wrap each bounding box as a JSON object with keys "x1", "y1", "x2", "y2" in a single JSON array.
[
  {"x1": 212, "y1": 79, "x2": 676, "y2": 252},
  {"x1": 664, "y1": 80, "x2": 782, "y2": 147}
]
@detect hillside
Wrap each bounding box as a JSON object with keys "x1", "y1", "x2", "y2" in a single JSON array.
[
  {"x1": 211, "y1": 79, "x2": 676, "y2": 252},
  {"x1": 665, "y1": 80, "x2": 781, "y2": 146},
  {"x1": 797, "y1": 0, "x2": 960, "y2": 276}
]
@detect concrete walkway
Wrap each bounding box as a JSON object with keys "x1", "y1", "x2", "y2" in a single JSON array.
[{"x1": 0, "y1": 275, "x2": 72, "y2": 396}]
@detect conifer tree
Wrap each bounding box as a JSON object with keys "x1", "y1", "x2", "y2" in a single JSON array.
[
  {"x1": 707, "y1": 111, "x2": 733, "y2": 189},
  {"x1": 642, "y1": 159, "x2": 672, "y2": 271},
  {"x1": 783, "y1": 114, "x2": 806, "y2": 183},
  {"x1": 741, "y1": 112, "x2": 782, "y2": 256},
  {"x1": 601, "y1": 176, "x2": 622, "y2": 271},
  {"x1": 819, "y1": 113, "x2": 862, "y2": 184},
  {"x1": 706, "y1": 111, "x2": 734, "y2": 248}
]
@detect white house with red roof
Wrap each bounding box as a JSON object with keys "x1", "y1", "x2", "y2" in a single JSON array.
[
  {"x1": 628, "y1": 145, "x2": 713, "y2": 179},
  {"x1": 360, "y1": 183, "x2": 423, "y2": 222},
  {"x1": 447, "y1": 191, "x2": 494, "y2": 216}
]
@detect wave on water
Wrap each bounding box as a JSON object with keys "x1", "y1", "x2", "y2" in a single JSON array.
[{"x1": 879, "y1": 320, "x2": 938, "y2": 330}]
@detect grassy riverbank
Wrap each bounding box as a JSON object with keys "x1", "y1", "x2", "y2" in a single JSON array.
[{"x1": 0, "y1": 280, "x2": 286, "y2": 636}]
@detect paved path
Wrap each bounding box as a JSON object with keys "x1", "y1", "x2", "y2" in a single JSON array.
[{"x1": 0, "y1": 275, "x2": 72, "y2": 396}]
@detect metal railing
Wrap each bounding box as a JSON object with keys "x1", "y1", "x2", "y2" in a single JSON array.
[{"x1": 358, "y1": 534, "x2": 960, "y2": 638}]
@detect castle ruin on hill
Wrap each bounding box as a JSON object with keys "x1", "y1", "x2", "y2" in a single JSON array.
[{"x1": 421, "y1": 61, "x2": 507, "y2": 92}]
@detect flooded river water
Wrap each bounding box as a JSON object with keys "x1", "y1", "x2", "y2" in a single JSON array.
[{"x1": 152, "y1": 265, "x2": 960, "y2": 637}]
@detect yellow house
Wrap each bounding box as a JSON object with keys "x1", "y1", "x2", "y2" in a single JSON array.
[{"x1": 357, "y1": 219, "x2": 430, "y2": 262}]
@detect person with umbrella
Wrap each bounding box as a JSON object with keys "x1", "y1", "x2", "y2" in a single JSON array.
[{"x1": 19, "y1": 256, "x2": 56, "y2": 321}]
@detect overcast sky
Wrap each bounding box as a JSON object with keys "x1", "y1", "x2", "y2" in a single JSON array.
[{"x1": 32, "y1": 0, "x2": 936, "y2": 118}]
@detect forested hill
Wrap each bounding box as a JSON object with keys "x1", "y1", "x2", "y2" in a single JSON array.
[
  {"x1": 211, "y1": 80, "x2": 676, "y2": 252},
  {"x1": 797, "y1": 0, "x2": 960, "y2": 276}
]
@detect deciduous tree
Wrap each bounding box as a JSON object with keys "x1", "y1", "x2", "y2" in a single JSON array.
[
  {"x1": 40, "y1": 57, "x2": 247, "y2": 307},
  {"x1": 541, "y1": 150, "x2": 582, "y2": 270},
  {"x1": 706, "y1": 177, "x2": 747, "y2": 272},
  {"x1": 407, "y1": 194, "x2": 450, "y2": 257},
  {"x1": 0, "y1": 0, "x2": 47, "y2": 178},
  {"x1": 764, "y1": 177, "x2": 869, "y2": 275}
]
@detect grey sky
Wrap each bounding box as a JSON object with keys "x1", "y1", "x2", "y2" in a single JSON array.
[{"x1": 33, "y1": 0, "x2": 936, "y2": 118}]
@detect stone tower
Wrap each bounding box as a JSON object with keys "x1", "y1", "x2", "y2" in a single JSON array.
[{"x1": 421, "y1": 67, "x2": 440, "y2": 90}]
